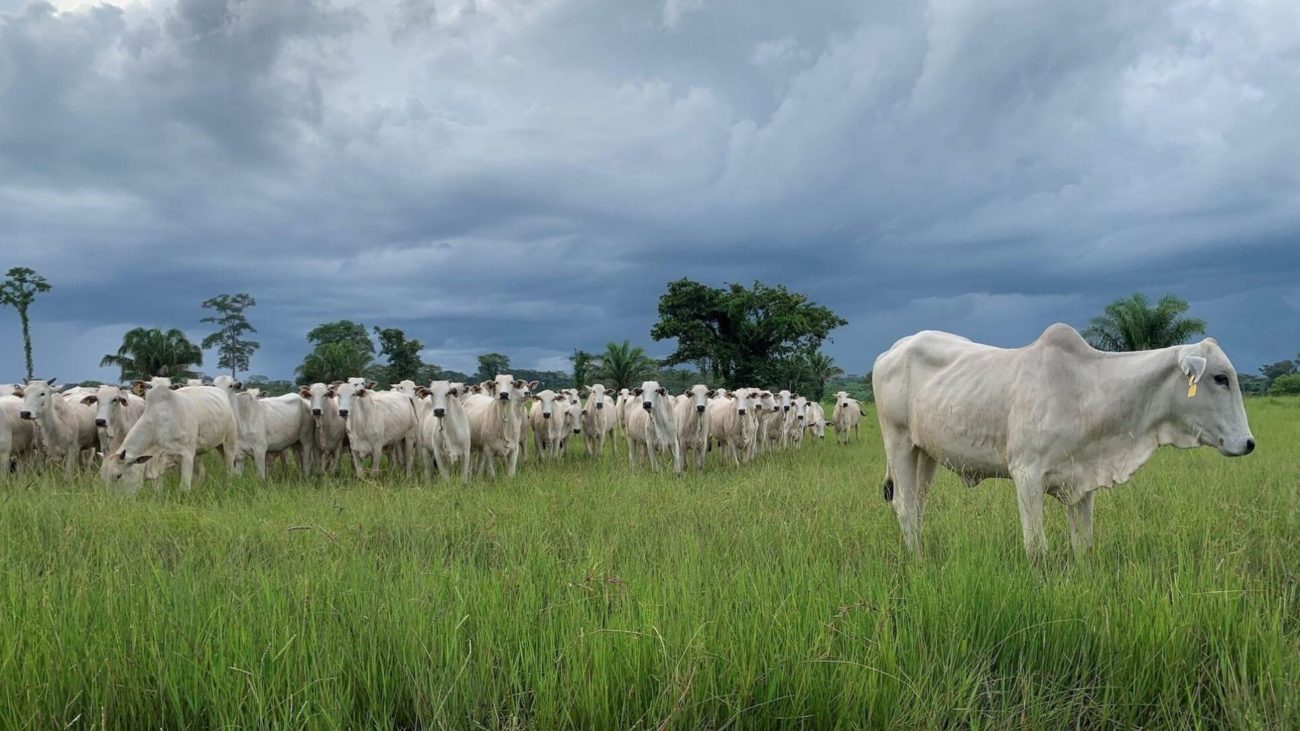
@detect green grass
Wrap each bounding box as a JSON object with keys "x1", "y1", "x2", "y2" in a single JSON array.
[{"x1": 1, "y1": 399, "x2": 1297, "y2": 729}]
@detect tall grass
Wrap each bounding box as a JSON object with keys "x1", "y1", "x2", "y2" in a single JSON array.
[{"x1": 0, "y1": 399, "x2": 1296, "y2": 728}]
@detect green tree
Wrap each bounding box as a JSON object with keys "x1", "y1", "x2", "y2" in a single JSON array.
[
  {"x1": 374, "y1": 327, "x2": 426, "y2": 385},
  {"x1": 476, "y1": 353, "x2": 511, "y2": 383},
  {"x1": 0, "y1": 266, "x2": 52, "y2": 380},
  {"x1": 1269, "y1": 373, "x2": 1300, "y2": 396},
  {"x1": 1260, "y1": 359, "x2": 1299, "y2": 383},
  {"x1": 100, "y1": 327, "x2": 204, "y2": 381},
  {"x1": 307, "y1": 320, "x2": 374, "y2": 355},
  {"x1": 295, "y1": 342, "x2": 373, "y2": 384},
  {"x1": 597, "y1": 340, "x2": 657, "y2": 390},
  {"x1": 650, "y1": 279, "x2": 847, "y2": 387},
  {"x1": 1082, "y1": 293, "x2": 1207, "y2": 352},
  {"x1": 571, "y1": 349, "x2": 596, "y2": 388},
  {"x1": 801, "y1": 351, "x2": 844, "y2": 401},
  {"x1": 200, "y1": 293, "x2": 259, "y2": 377}
]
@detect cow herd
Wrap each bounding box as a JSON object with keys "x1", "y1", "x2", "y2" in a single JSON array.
[
  {"x1": 1, "y1": 323, "x2": 1260, "y2": 559},
  {"x1": 0, "y1": 374, "x2": 866, "y2": 493}
]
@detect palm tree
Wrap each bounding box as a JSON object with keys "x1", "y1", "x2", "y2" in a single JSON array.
[
  {"x1": 100, "y1": 328, "x2": 204, "y2": 381},
  {"x1": 802, "y1": 351, "x2": 844, "y2": 401},
  {"x1": 295, "y1": 342, "x2": 373, "y2": 384},
  {"x1": 596, "y1": 340, "x2": 657, "y2": 390},
  {"x1": 1083, "y1": 294, "x2": 1207, "y2": 352}
]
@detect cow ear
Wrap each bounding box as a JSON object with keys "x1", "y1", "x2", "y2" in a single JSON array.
[
  {"x1": 116, "y1": 396, "x2": 128, "y2": 405},
  {"x1": 356, "y1": 388, "x2": 368, "y2": 397},
  {"x1": 80, "y1": 395, "x2": 98, "y2": 405},
  {"x1": 169, "y1": 383, "x2": 183, "y2": 390},
  {"x1": 448, "y1": 388, "x2": 459, "y2": 397},
  {"x1": 298, "y1": 386, "x2": 311, "y2": 398},
  {"x1": 707, "y1": 390, "x2": 716, "y2": 398},
  {"x1": 366, "y1": 380, "x2": 377, "y2": 390},
  {"x1": 130, "y1": 381, "x2": 149, "y2": 396},
  {"x1": 416, "y1": 387, "x2": 430, "y2": 398},
  {"x1": 11, "y1": 388, "x2": 23, "y2": 398},
  {"x1": 633, "y1": 388, "x2": 643, "y2": 395},
  {"x1": 1179, "y1": 352, "x2": 1207, "y2": 383},
  {"x1": 133, "y1": 454, "x2": 153, "y2": 464}
]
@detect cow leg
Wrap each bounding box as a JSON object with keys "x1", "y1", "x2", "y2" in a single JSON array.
[
  {"x1": 914, "y1": 452, "x2": 938, "y2": 535},
  {"x1": 882, "y1": 430, "x2": 923, "y2": 556},
  {"x1": 351, "y1": 447, "x2": 366, "y2": 478},
  {"x1": 459, "y1": 451, "x2": 471, "y2": 484},
  {"x1": 1012, "y1": 468, "x2": 1049, "y2": 559},
  {"x1": 254, "y1": 449, "x2": 267, "y2": 480},
  {"x1": 178, "y1": 452, "x2": 196, "y2": 490},
  {"x1": 1066, "y1": 491, "x2": 1095, "y2": 557}
]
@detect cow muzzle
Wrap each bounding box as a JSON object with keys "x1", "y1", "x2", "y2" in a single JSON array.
[
  {"x1": 572, "y1": 428, "x2": 581, "y2": 435},
  {"x1": 338, "y1": 410, "x2": 349, "y2": 419},
  {"x1": 311, "y1": 408, "x2": 322, "y2": 416},
  {"x1": 19, "y1": 411, "x2": 32, "y2": 420},
  {"x1": 95, "y1": 418, "x2": 108, "y2": 427},
  {"x1": 499, "y1": 393, "x2": 510, "y2": 401},
  {"x1": 433, "y1": 408, "x2": 446, "y2": 418},
  {"x1": 1219, "y1": 436, "x2": 1256, "y2": 457},
  {"x1": 642, "y1": 402, "x2": 652, "y2": 411},
  {"x1": 595, "y1": 403, "x2": 603, "y2": 410},
  {"x1": 696, "y1": 404, "x2": 706, "y2": 413},
  {"x1": 783, "y1": 406, "x2": 790, "y2": 412},
  {"x1": 543, "y1": 412, "x2": 551, "y2": 419},
  {"x1": 798, "y1": 415, "x2": 804, "y2": 421},
  {"x1": 738, "y1": 409, "x2": 747, "y2": 415}
]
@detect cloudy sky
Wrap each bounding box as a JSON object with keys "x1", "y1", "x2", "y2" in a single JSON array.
[{"x1": 2, "y1": 0, "x2": 1298, "y2": 382}]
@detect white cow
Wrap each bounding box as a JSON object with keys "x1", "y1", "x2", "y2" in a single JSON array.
[
  {"x1": 529, "y1": 389, "x2": 569, "y2": 460},
  {"x1": 581, "y1": 384, "x2": 616, "y2": 457},
  {"x1": 806, "y1": 402, "x2": 827, "y2": 440},
  {"x1": 675, "y1": 384, "x2": 714, "y2": 472},
  {"x1": 100, "y1": 381, "x2": 238, "y2": 491},
  {"x1": 832, "y1": 391, "x2": 862, "y2": 445},
  {"x1": 464, "y1": 376, "x2": 534, "y2": 479},
  {"x1": 17, "y1": 380, "x2": 97, "y2": 477},
  {"x1": 79, "y1": 385, "x2": 146, "y2": 453},
  {"x1": 873, "y1": 323, "x2": 1256, "y2": 559},
  {"x1": 334, "y1": 382, "x2": 418, "y2": 477},
  {"x1": 213, "y1": 377, "x2": 316, "y2": 479},
  {"x1": 416, "y1": 381, "x2": 472, "y2": 483},
  {"x1": 707, "y1": 387, "x2": 759, "y2": 467},
  {"x1": 299, "y1": 383, "x2": 349, "y2": 475},
  {"x1": 786, "y1": 396, "x2": 809, "y2": 448},
  {"x1": 624, "y1": 380, "x2": 682, "y2": 474},
  {"x1": 1, "y1": 394, "x2": 38, "y2": 478}
]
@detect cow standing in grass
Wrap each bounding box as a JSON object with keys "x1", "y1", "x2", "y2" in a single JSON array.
[{"x1": 873, "y1": 323, "x2": 1256, "y2": 559}]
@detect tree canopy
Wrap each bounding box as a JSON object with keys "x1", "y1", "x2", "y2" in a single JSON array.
[
  {"x1": 476, "y1": 353, "x2": 511, "y2": 383},
  {"x1": 596, "y1": 340, "x2": 657, "y2": 390},
  {"x1": 200, "y1": 293, "x2": 259, "y2": 377},
  {"x1": 650, "y1": 279, "x2": 846, "y2": 387},
  {"x1": 1082, "y1": 294, "x2": 1206, "y2": 352},
  {"x1": 100, "y1": 327, "x2": 203, "y2": 381},
  {"x1": 374, "y1": 327, "x2": 426, "y2": 385}
]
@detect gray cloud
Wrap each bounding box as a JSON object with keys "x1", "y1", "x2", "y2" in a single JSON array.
[{"x1": 1, "y1": 0, "x2": 1298, "y2": 382}]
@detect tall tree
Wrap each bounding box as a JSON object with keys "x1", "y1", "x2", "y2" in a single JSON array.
[
  {"x1": 295, "y1": 342, "x2": 373, "y2": 384},
  {"x1": 650, "y1": 279, "x2": 847, "y2": 387},
  {"x1": 0, "y1": 267, "x2": 52, "y2": 380},
  {"x1": 374, "y1": 326, "x2": 426, "y2": 385},
  {"x1": 200, "y1": 293, "x2": 259, "y2": 377},
  {"x1": 100, "y1": 327, "x2": 204, "y2": 381},
  {"x1": 1082, "y1": 293, "x2": 1207, "y2": 352},
  {"x1": 571, "y1": 349, "x2": 596, "y2": 387},
  {"x1": 306, "y1": 320, "x2": 374, "y2": 355},
  {"x1": 476, "y1": 353, "x2": 511, "y2": 382},
  {"x1": 597, "y1": 340, "x2": 657, "y2": 390},
  {"x1": 1259, "y1": 358, "x2": 1299, "y2": 383}
]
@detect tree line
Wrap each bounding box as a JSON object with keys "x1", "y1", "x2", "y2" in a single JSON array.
[{"x1": 4, "y1": 265, "x2": 1297, "y2": 398}]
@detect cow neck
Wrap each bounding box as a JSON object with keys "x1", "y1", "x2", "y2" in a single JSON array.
[
  {"x1": 1084, "y1": 347, "x2": 1186, "y2": 448},
  {"x1": 37, "y1": 391, "x2": 76, "y2": 436}
]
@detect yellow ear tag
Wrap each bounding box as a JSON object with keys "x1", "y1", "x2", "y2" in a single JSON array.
[{"x1": 1187, "y1": 376, "x2": 1197, "y2": 398}]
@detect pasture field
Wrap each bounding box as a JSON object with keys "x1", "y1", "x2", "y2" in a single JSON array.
[{"x1": 1, "y1": 400, "x2": 1297, "y2": 729}]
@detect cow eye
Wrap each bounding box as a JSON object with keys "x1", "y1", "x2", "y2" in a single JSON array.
[{"x1": 1213, "y1": 374, "x2": 1230, "y2": 388}]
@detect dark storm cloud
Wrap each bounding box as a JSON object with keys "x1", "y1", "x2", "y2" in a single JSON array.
[{"x1": 1, "y1": 0, "x2": 1298, "y2": 382}]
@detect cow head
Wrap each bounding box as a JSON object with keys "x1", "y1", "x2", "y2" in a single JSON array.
[
  {"x1": 586, "y1": 384, "x2": 608, "y2": 410},
  {"x1": 793, "y1": 396, "x2": 808, "y2": 422},
  {"x1": 534, "y1": 389, "x2": 560, "y2": 419},
  {"x1": 18, "y1": 379, "x2": 58, "y2": 421},
  {"x1": 684, "y1": 384, "x2": 712, "y2": 413},
  {"x1": 732, "y1": 387, "x2": 759, "y2": 416},
  {"x1": 87, "y1": 385, "x2": 129, "y2": 428},
  {"x1": 1172, "y1": 340, "x2": 1255, "y2": 456},
  {"x1": 334, "y1": 382, "x2": 372, "y2": 419},
  {"x1": 563, "y1": 397, "x2": 583, "y2": 434},
  {"x1": 635, "y1": 381, "x2": 668, "y2": 412},
  {"x1": 425, "y1": 381, "x2": 459, "y2": 418},
  {"x1": 756, "y1": 390, "x2": 777, "y2": 413}
]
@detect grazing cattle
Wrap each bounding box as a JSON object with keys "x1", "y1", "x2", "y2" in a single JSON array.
[
  {"x1": 832, "y1": 391, "x2": 862, "y2": 445},
  {"x1": 787, "y1": 396, "x2": 809, "y2": 448},
  {"x1": 624, "y1": 380, "x2": 682, "y2": 474},
  {"x1": 873, "y1": 324, "x2": 1256, "y2": 559},
  {"x1": 581, "y1": 384, "x2": 616, "y2": 457},
  {"x1": 707, "y1": 387, "x2": 759, "y2": 467},
  {"x1": 213, "y1": 377, "x2": 315, "y2": 479},
  {"x1": 529, "y1": 390, "x2": 569, "y2": 460},
  {"x1": 79, "y1": 385, "x2": 146, "y2": 453},
  {"x1": 299, "y1": 382, "x2": 348, "y2": 475},
  {"x1": 1, "y1": 394, "x2": 38, "y2": 478},
  {"x1": 675, "y1": 384, "x2": 714, "y2": 472},
  {"x1": 416, "y1": 381, "x2": 472, "y2": 483},
  {"x1": 17, "y1": 379, "x2": 97, "y2": 477},
  {"x1": 464, "y1": 376, "x2": 535, "y2": 479},
  {"x1": 806, "y1": 402, "x2": 827, "y2": 440},
  {"x1": 100, "y1": 381, "x2": 238, "y2": 491},
  {"x1": 753, "y1": 390, "x2": 780, "y2": 455},
  {"x1": 334, "y1": 382, "x2": 418, "y2": 477}
]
